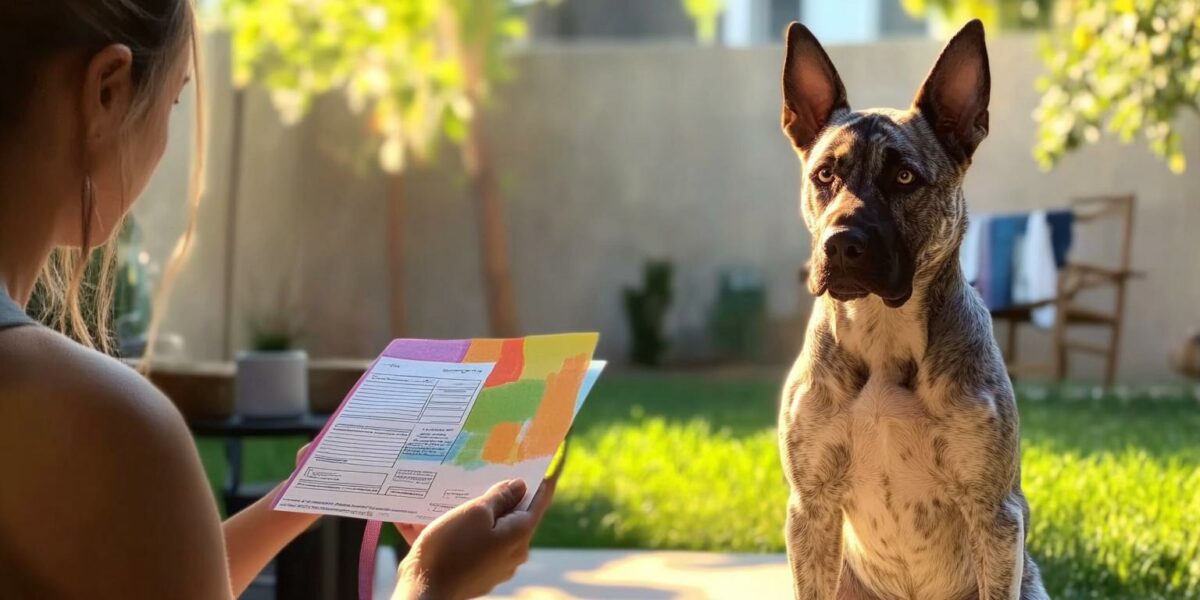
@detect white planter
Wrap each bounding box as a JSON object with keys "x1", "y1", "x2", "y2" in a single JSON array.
[{"x1": 235, "y1": 350, "x2": 308, "y2": 418}]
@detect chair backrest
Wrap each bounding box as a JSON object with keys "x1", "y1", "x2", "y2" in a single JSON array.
[{"x1": 1068, "y1": 194, "x2": 1135, "y2": 272}]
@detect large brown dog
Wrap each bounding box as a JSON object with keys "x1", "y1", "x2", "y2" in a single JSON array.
[{"x1": 777, "y1": 20, "x2": 1049, "y2": 600}]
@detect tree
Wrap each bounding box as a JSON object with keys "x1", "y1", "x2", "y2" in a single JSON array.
[
  {"x1": 446, "y1": 0, "x2": 529, "y2": 337},
  {"x1": 212, "y1": 0, "x2": 540, "y2": 338},
  {"x1": 900, "y1": 0, "x2": 1198, "y2": 173},
  {"x1": 1033, "y1": 0, "x2": 1198, "y2": 173},
  {"x1": 682, "y1": 0, "x2": 727, "y2": 43},
  {"x1": 900, "y1": 0, "x2": 1053, "y2": 32}
]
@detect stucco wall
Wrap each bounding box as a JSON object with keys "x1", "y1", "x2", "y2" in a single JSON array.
[{"x1": 137, "y1": 35, "x2": 1200, "y2": 381}]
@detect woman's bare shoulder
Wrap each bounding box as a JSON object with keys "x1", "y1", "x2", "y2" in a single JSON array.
[
  {"x1": 0, "y1": 325, "x2": 133, "y2": 384},
  {"x1": 0, "y1": 325, "x2": 197, "y2": 495},
  {"x1": 0, "y1": 327, "x2": 231, "y2": 598},
  {"x1": 0, "y1": 326, "x2": 179, "y2": 431}
]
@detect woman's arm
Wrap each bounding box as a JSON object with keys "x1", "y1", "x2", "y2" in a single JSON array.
[
  {"x1": 223, "y1": 442, "x2": 320, "y2": 594},
  {"x1": 222, "y1": 483, "x2": 320, "y2": 595}
]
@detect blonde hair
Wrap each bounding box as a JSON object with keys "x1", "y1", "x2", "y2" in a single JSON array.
[{"x1": 1, "y1": 1, "x2": 205, "y2": 356}]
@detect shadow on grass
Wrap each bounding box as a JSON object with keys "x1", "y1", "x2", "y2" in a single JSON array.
[
  {"x1": 1018, "y1": 395, "x2": 1200, "y2": 461},
  {"x1": 1033, "y1": 544, "x2": 1199, "y2": 600}
]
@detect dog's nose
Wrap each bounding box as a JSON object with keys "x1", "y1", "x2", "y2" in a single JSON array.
[{"x1": 824, "y1": 229, "x2": 868, "y2": 267}]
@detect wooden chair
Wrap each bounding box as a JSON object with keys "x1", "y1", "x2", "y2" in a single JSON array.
[{"x1": 995, "y1": 195, "x2": 1140, "y2": 387}]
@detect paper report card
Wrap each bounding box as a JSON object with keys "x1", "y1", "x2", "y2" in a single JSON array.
[{"x1": 273, "y1": 333, "x2": 602, "y2": 523}]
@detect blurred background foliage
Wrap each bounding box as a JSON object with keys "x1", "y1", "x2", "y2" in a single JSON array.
[
  {"x1": 902, "y1": 0, "x2": 1051, "y2": 30},
  {"x1": 208, "y1": 0, "x2": 550, "y2": 173},
  {"x1": 899, "y1": 0, "x2": 1200, "y2": 173},
  {"x1": 208, "y1": 0, "x2": 561, "y2": 338},
  {"x1": 1033, "y1": 0, "x2": 1198, "y2": 173},
  {"x1": 682, "y1": 0, "x2": 729, "y2": 43}
]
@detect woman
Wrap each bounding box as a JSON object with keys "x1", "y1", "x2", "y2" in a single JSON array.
[{"x1": 0, "y1": 2, "x2": 550, "y2": 598}]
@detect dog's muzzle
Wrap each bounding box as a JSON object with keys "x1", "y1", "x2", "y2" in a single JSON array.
[
  {"x1": 816, "y1": 226, "x2": 913, "y2": 308},
  {"x1": 823, "y1": 228, "x2": 870, "y2": 299}
]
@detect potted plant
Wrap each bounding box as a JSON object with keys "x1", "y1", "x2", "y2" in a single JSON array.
[
  {"x1": 235, "y1": 306, "x2": 307, "y2": 419},
  {"x1": 623, "y1": 260, "x2": 674, "y2": 366}
]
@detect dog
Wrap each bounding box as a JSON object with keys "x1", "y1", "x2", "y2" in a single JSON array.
[{"x1": 777, "y1": 20, "x2": 1049, "y2": 600}]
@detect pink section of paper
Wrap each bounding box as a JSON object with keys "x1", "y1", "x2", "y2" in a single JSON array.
[{"x1": 382, "y1": 338, "x2": 471, "y2": 362}]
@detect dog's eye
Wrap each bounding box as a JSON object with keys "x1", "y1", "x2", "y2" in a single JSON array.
[
  {"x1": 896, "y1": 168, "x2": 916, "y2": 186},
  {"x1": 816, "y1": 167, "x2": 835, "y2": 184}
]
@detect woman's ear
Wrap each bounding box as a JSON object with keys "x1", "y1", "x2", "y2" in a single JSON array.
[{"x1": 80, "y1": 44, "x2": 135, "y2": 145}]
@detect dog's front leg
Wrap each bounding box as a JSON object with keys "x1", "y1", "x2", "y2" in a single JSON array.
[
  {"x1": 961, "y1": 494, "x2": 1028, "y2": 600},
  {"x1": 785, "y1": 492, "x2": 844, "y2": 599}
]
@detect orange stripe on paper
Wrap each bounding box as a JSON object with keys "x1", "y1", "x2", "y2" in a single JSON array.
[
  {"x1": 483, "y1": 338, "x2": 525, "y2": 388},
  {"x1": 481, "y1": 421, "x2": 522, "y2": 464},
  {"x1": 517, "y1": 354, "x2": 588, "y2": 460},
  {"x1": 463, "y1": 338, "x2": 505, "y2": 363}
]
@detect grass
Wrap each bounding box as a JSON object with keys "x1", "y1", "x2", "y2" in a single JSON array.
[{"x1": 197, "y1": 373, "x2": 1200, "y2": 599}]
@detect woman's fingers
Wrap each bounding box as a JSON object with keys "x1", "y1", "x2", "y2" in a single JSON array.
[
  {"x1": 494, "y1": 476, "x2": 558, "y2": 541},
  {"x1": 475, "y1": 479, "x2": 528, "y2": 522}
]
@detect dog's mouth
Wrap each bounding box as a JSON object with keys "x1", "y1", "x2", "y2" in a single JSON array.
[
  {"x1": 813, "y1": 268, "x2": 913, "y2": 308},
  {"x1": 807, "y1": 223, "x2": 917, "y2": 308},
  {"x1": 827, "y1": 281, "x2": 869, "y2": 302}
]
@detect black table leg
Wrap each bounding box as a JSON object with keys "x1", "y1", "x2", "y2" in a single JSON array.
[
  {"x1": 275, "y1": 522, "x2": 326, "y2": 600},
  {"x1": 225, "y1": 437, "x2": 244, "y2": 497}
]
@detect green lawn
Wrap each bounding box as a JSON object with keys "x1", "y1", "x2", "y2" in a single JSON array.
[{"x1": 197, "y1": 374, "x2": 1200, "y2": 599}]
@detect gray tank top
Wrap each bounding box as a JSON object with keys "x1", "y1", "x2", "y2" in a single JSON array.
[{"x1": 0, "y1": 287, "x2": 35, "y2": 331}]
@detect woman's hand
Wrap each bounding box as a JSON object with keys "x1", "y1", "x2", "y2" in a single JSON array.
[
  {"x1": 395, "y1": 476, "x2": 557, "y2": 600},
  {"x1": 395, "y1": 440, "x2": 568, "y2": 547}
]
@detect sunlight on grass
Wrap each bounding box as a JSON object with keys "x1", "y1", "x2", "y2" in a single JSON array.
[
  {"x1": 1023, "y1": 445, "x2": 1200, "y2": 599},
  {"x1": 538, "y1": 419, "x2": 785, "y2": 551}
]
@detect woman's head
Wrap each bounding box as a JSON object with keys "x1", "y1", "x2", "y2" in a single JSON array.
[{"x1": 0, "y1": 0, "x2": 201, "y2": 350}]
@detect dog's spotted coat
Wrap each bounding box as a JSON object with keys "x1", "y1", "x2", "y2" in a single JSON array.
[{"x1": 777, "y1": 20, "x2": 1049, "y2": 600}]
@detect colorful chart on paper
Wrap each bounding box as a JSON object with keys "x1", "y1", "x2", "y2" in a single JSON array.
[
  {"x1": 386, "y1": 333, "x2": 598, "y2": 469},
  {"x1": 273, "y1": 333, "x2": 601, "y2": 524}
]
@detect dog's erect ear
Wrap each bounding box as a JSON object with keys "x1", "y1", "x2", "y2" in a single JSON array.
[
  {"x1": 781, "y1": 22, "x2": 848, "y2": 152},
  {"x1": 912, "y1": 19, "x2": 990, "y2": 163}
]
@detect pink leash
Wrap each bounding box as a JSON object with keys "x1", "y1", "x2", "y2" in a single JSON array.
[{"x1": 358, "y1": 520, "x2": 383, "y2": 600}]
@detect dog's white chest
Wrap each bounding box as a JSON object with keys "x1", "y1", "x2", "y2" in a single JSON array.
[{"x1": 838, "y1": 377, "x2": 977, "y2": 600}]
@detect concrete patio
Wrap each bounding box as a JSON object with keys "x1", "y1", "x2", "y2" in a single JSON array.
[{"x1": 487, "y1": 549, "x2": 791, "y2": 599}]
